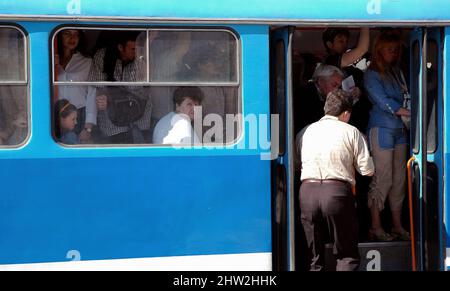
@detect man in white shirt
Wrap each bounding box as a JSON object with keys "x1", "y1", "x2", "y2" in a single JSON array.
[
  {"x1": 296, "y1": 89, "x2": 374, "y2": 271},
  {"x1": 152, "y1": 86, "x2": 203, "y2": 145}
]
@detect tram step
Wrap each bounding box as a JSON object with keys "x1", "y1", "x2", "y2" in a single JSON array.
[{"x1": 325, "y1": 241, "x2": 412, "y2": 271}]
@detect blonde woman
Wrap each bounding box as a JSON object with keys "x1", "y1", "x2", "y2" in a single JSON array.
[{"x1": 364, "y1": 30, "x2": 410, "y2": 241}]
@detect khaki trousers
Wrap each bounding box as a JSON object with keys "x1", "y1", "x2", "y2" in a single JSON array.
[{"x1": 368, "y1": 128, "x2": 407, "y2": 211}]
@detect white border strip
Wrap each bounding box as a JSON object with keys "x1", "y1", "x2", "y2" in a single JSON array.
[
  {"x1": 446, "y1": 248, "x2": 450, "y2": 270},
  {"x1": 0, "y1": 252, "x2": 272, "y2": 271}
]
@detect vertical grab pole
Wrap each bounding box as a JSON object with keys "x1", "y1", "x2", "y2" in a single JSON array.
[
  {"x1": 286, "y1": 26, "x2": 295, "y2": 271},
  {"x1": 407, "y1": 156, "x2": 417, "y2": 271}
]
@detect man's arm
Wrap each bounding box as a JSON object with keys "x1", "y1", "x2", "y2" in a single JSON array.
[{"x1": 354, "y1": 130, "x2": 375, "y2": 177}]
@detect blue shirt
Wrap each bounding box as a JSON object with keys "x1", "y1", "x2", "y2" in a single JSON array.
[
  {"x1": 364, "y1": 68, "x2": 404, "y2": 130},
  {"x1": 61, "y1": 131, "x2": 79, "y2": 144}
]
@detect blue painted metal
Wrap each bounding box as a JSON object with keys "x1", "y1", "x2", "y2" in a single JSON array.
[
  {"x1": 0, "y1": 0, "x2": 450, "y2": 21},
  {"x1": 0, "y1": 156, "x2": 271, "y2": 264},
  {"x1": 444, "y1": 28, "x2": 450, "y2": 264},
  {"x1": 427, "y1": 27, "x2": 445, "y2": 271}
]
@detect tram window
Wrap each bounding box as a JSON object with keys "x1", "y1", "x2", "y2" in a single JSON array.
[
  {"x1": 426, "y1": 39, "x2": 438, "y2": 153},
  {"x1": 411, "y1": 40, "x2": 420, "y2": 154},
  {"x1": 51, "y1": 28, "x2": 241, "y2": 146},
  {"x1": 0, "y1": 27, "x2": 28, "y2": 147}
]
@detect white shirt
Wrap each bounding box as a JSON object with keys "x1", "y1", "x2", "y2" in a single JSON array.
[
  {"x1": 296, "y1": 115, "x2": 374, "y2": 186},
  {"x1": 57, "y1": 53, "x2": 97, "y2": 125},
  {"x1": 153, "y1": 111, "x2": 200, "y2": 145}
]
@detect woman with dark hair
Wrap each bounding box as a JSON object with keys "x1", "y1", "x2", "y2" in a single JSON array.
[
  {"x1": 56, "y1": 29, "x2": 95, "y2": 143},
  {"x1": 152, "y1": 86, "x2": 204, "y2": 145},
  {"x1": 323, "y1": 27, "x2": 370, "y2": 69},
  {"x1": 364, "y1": 29, "x2": 410, "y2": 242},
  {"x1": 54, "y1": 99, "x2": 79, "y2": 144}
]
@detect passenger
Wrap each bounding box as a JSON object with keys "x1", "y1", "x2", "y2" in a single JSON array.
[
  {"x1": 294, "y1": 64, "x2": 360, "y2": 134},
  {"x1": 322, "y1": 28, "x2": 373, "y2": 240},
  {"x1": 152, "y1": 86, "x2": 203, "y2": 145},
  {"x1": 323, "y1": 27, "x2": 370, "y2": 71},
  {"x1": 54, "y1": 99, "x2": 79, "y2": 144},
  {"x1": 89, "y1": 31, "x2": 152, "y2": 144},
  {"x1": 55, "y1": 29, "x2": 96, "y2": 143},
  {"x1": 296, "y1": 89, "x2": 374, "y2": 271},
  {"x1": 364, "y1": 30, "x2": 411, "y2": 242},
  {"x1": 322, "y1": 27, "x2": 371, "y2": 133},
  {"x1": 299, "y1": 53, "x2": 321, "y2": 87}
]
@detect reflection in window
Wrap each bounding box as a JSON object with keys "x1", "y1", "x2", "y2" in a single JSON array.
[
  {"x1": 426, "y1": 39, "x2": 438, "y2": 153},
  {"x1": 0, "y1": 27, "x2": 28, "y2": 147},
  {"x1": 149, "y1": 30, "x2": 237, "y2": 83},
  {"x1": 52, "y1": 28, "x2": 240, "y2": 146},
  {"x1": 0, "y1": 28, "x2": 25, "y2": 82},
  {"x1": 412, "y1": 41, "x2": 420, "y2": 154}
]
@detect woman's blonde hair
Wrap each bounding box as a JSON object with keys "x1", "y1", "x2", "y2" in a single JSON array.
[{"x1": 369, "y1": 29, "x2": 403, "y2": 77}]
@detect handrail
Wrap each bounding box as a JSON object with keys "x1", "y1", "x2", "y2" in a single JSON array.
[{"x1": 407, "y1": 156, "x2": 417, "y2": 271}]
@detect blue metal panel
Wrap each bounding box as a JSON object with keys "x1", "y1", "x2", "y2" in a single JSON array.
[
  {"x1": 444, "y1": 28, "x2": 450, "y2": 254},
  {"x1": 0, "y1": 156, "x2": 271, "y2": 264},
  {"x1": 1, "y1": 0, "x2": 450, "y2": 21},
  {"x1": 427, "y1": 28, "x2": 445, "y2": 270}
]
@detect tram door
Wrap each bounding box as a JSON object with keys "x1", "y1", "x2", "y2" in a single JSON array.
[
  {"x1": 409, "y1": 27, "x2": 445, "y2": 271},
  {"x1": 270, "y1": 26, "x2": 295, "y2": 271}
]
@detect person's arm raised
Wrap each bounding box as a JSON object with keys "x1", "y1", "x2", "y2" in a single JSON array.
[{"x1": 340, "y1": 28, "x2": 370, "y2": 68}]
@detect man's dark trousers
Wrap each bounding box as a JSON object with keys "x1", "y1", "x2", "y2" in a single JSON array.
[{"x1": 299, "y1": 180, "x2": 360, "y2": 271}]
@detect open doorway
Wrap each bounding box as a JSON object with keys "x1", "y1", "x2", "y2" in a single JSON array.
[{"x1": 273, "y1": 25, "x2": 444, "y2": 271}]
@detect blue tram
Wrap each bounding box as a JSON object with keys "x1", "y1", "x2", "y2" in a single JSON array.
[{"x1": 0, "y1": 0, "x2": 448, "y2": 271}]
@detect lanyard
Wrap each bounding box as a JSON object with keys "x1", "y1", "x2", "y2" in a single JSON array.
[{"x1": 389, "y1": 67, "x2": 409, "y2": 95}]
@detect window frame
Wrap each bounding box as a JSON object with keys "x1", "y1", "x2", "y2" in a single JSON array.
[
  {"x1": 50, "y1": 25, "x2": 242, "y2": 148},
  {"x1": 0, "y1": 24, "x2": 30, "y2": 149}
]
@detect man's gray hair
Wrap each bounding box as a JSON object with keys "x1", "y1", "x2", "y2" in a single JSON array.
[{"x1": 311, "y1": 63, "x2": 344, "y2": 82}]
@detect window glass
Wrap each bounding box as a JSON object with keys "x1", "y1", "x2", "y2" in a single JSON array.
[
  {"x1": 0, "y1": 27, "x2": 28, "y2": 147},
  {"x1": 54, "y1": 29, "x2": 148, "y2": 83},
  {"x1": 149, "y1": 30, "x2": 238, "y2": 83},
  {"x1": 426, "y1": 39, "x2": 438, "y2": 153},
  {"x1": 51, "y1": 28, "x2": 240, "y2": 146},
  {"x1": 0, "y1": 28, "x2": 25, "y2": 82},
  {"x1": 150, "y1": 86, "x2": 240, "y2": 145},
  {"x1": 412, "y1": 40, "x2": 420, "y2": 154}
]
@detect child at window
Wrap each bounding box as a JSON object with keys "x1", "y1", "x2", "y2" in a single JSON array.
[{"x1": 54, "y1": 99, "x2": 79, "y2": 144}]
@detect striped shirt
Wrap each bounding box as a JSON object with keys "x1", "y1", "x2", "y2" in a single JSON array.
[
  {"x1": 296, "y1": 115, "x2": 374, "y2": 186},
  {"x1": 88, "y1": 48, "x2": 151, "y2": 137}
]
